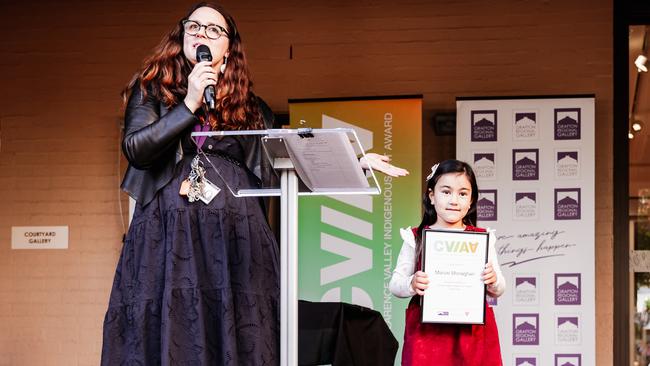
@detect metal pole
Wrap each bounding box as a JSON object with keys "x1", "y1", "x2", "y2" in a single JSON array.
[
  {"x1": 280, "y1": 170, "x2": 288, "y2": 366},
  {"x1": 280, "y1": 168, "x2": 299, "y2": 366},
  {"x1": 287, "y1": 170, "x2": 299, "y2": 366}
]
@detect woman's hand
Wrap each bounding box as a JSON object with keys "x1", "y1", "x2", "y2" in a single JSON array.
[
  {"x1": 411, "y1": 270, "x2": 429, "y2": 296},
  {"x1": 482, "y1": 262, "x2": 496, "y2": 286},
  {"x1": 359, "y1": 153, "x2": 409, "y2": 177},
  {"x1": 184, "y1": 61, "x2": 218, "y2": 113}
]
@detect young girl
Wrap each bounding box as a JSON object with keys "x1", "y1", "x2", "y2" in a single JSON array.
[{"x1": 389, "y1": 159, "x2": 506, "y2": 366}]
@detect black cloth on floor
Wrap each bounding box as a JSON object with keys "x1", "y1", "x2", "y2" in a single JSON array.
[{"x1": 299, "y1": 300, "x2": 398, "y2": 366}]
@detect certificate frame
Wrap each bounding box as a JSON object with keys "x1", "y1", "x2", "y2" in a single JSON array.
[{"x1": 420, "y1": 228, "x2": 489, "y2": 324}]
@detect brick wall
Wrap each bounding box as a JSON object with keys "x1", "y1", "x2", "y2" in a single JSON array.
[{"x1": 0, "y1": 0, "x2": 613, "y2": 364}]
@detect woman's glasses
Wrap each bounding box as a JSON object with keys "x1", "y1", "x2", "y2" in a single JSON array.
[{"x1": 182, "y1": 20, "x2": 229, "y2": 40}]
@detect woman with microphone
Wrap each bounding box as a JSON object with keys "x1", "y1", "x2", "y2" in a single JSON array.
[
  {"x1": 102, "y1": 3, "x2": 280, "y2": 364},
  {"x1": 101, "y1": 2, "x2": 406, "y2": 364}
]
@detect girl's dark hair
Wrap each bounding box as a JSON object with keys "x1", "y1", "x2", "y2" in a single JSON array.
[
  {"x1": 414, "y1": 159, "x2": 479, "y2": 256},
  {"x1": 122, "y1": 2, "x2": 262, "y2": 130}
]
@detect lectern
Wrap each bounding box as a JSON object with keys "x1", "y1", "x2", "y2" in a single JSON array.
[{"x1": 192, "y1": 128, "x2": 381, "y2": 366}]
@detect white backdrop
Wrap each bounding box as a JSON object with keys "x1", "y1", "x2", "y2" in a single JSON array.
[{"x1": 456, "y1": 96, "x2": 595, "y2": 366}]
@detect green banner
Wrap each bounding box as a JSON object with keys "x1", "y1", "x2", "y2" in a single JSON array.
[{"x1": 289, "y1": 97, "x2": 422, "y2": 359}]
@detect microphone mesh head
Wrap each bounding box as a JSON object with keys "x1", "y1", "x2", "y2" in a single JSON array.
[{"x1": 196, "y1": 45, "x2": 212, "y2": 62}]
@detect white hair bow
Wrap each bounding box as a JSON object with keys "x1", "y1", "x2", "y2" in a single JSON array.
[{"x1": 426, "y1": 163, "x2": 439, "y2": 181}]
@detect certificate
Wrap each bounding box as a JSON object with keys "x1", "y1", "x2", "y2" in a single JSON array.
[{"x1": 420, "y1": 229, "x2": 489, "y2": 324}]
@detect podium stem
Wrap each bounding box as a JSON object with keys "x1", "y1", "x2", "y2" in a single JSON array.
[{"x1": 280, "y1": 169, "x2": 299, "y2": 366}]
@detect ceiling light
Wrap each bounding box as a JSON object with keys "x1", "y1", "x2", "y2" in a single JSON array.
[
  {"x1": 629, "y1": 131, "x2": 635, "y2": 139},
  {"x1": 632, "y1": 120, "x2": 644, "y2": 132},
  {"x1": 635, "y1": 55, "x2": 648, "y2": 72}
]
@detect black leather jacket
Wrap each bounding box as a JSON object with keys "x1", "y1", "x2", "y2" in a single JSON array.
[{"x1": 120, "y1": 84, "x2": 275, "y2": 206}]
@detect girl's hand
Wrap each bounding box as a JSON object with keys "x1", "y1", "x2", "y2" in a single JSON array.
[
  {"x1": 359, "y1": 153, "x2": 409, "y2": 177},
  {"x1": 482, "y1": 262, "x2": 496, "y2": 286},
  {"x1": 411, "y1": 270, "x2": 429, "y2": 296},
  {"x1": 184, "y1": 61, "x2": 218, "y2": 113}
]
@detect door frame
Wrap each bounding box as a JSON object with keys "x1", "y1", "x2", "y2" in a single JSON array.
[{"x1": 614, "y1": 1, "x2": 650, "y2": 365}]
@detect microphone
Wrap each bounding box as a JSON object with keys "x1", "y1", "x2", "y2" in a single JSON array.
[{"x1": 196, "y1": 45, "x2": 216, "y2": 110}]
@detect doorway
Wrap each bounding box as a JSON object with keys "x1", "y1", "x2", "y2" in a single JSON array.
[
  {"x1": 614, "y1": 2, "x2": 650, "y2": 365},
  {"x1": 629, "y1": 23, "x2": 650, "y2": 366}
]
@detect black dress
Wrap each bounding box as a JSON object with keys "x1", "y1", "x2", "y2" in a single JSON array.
[{"x1": 101, "y1": 131, "x2": 280, "y2": 365}]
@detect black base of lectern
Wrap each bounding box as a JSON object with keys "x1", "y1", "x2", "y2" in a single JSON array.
[{"x1": 298, "y1": 300, "x2": 398, "y2": 366}]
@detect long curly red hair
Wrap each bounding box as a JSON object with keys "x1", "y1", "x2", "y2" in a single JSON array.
[{"x1": 123, "y1": 2, "x2": 262, "y2": 130}]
